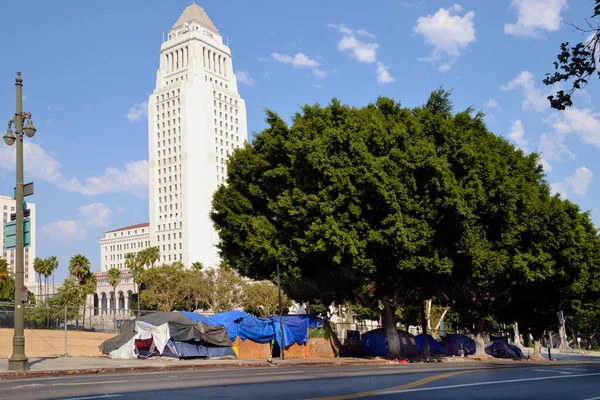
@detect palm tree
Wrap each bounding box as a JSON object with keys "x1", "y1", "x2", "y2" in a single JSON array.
[
  {"x1": 41, "y1": 258, "x2": 53, "y2": 304},
  {"x1": 147, "y1": 246, "x2": 161, "y2": 268},
  {"x1": 0, "y1": 258, "x2": 15, "y2": 301},
  {"x1": 46, "y1": 256, "x2": 59, "y2": 298},
  {"x1": 125, "y1": 252, "x2": 141, "y2": 315},
  {"x1": 33, "y1": 257, "x2": 45, "y2": 303},
  {"x1": 107, "y1": 267, "x2": 122, "y2": 314},
  {"x1": 69, "y1": 254, "x2": 91, "y2": 284},
  {"x1": 191, "y1": 261, "x2": 204, "y2": 271}
]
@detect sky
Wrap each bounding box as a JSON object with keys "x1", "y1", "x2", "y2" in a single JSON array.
[{"x1": 0, "y1": 0, "x2": 598, "y2": 282}]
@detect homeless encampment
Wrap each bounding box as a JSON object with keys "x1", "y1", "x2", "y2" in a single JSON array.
[
  {"x1": 444, "y1": 334, "x2": 476, "y2": 356},
  {"x1": 360, "y1": 328, "x2": 418, "y2": 357},
  {"x1": 485, "y1": 336, "x2": 521, "y2": 358},
  {"x1": 206, "y1": 310, "x2": 342, "y2": 358},
  {"x1": 415, "y1": 334, "x2": 447, "y2": 355},
  {"x1": 99, "y1": 311, "x2": 235, "y2": 359}
]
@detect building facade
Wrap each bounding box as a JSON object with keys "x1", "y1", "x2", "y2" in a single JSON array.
[
  {"x1": 99, "y1": 222, "x2": 151, "y2": 272},
  {"x1": 0, "y1": 195, "x2": 36, "y2": 289},
  {"x1": 148, "y1": 3, "x2": 248, "y2": 268}
]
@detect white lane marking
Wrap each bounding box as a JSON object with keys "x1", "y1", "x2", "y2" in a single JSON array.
[
  {"x1": 560, "y1": 368, "x2": 590, "y2": 371},
  {"x1": 11, "y1": 383, "x2": 43, "y2": 389},
  {"x1": 53, "y1": 380, "x2": 127, "y2": 386},
  {"x1": 58, "y1": 395, "x2": 123, "y2": 400},
  {"x1": 0, "y1": 377, "x2": 60, "y2": 384},
  {"x1": 580, "y1": 397, "x2": 600, "y2": 400},
  {"x1": 374, "y1": 372, "x2": 600, "y2": 395},
  {"x1": 254, "y1": 371, "x2": 298, "y2": 376},
  {"x1": 532, "y1": 369, "x2": 572, "y2": 374}
]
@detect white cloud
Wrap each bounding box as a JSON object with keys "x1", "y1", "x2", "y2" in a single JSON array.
[
  {"x1": 486, "y1": 98, "x2": 501, "y2": 111},
  {"x1": 0, "y1": 140, "x2": 148, "y2": 197},
  {"x1": 500, "y1": 71, "x2": 549, "y2": 112},
  {"x1": 337, "y1": 36, "x2": 379, "y2": 63},
  {"x1": 413, "y1": 3, "x2": 476, "y2": 71},
  {"x1": 505, "y1": 0, "x2": 567, "y2": 38},
  {"x1": 551, "y1": 167, "x2": 593, "y2": 198},
  {"x1": 329, "y1": 23, "x2": 394, "y2": 83},
  {"x1": 42, "y1": 220, "x2": 84, "y2": 241},
  {"x1": 235, "y1": 71, "x2": 256, "y2": 87},
  {"x1": 79, "y1": 203, "x2": 112, "y2": 228},
  {"x1": 376, "y1": 62, "x2": 395, "y2": 84},
  {"x1": 508, "y1": 120, "x2": 527, "y2": 150},
  {"x1": 47, "y1": 105, "x2": 63, "y2": 112},
  {"x1": 539, "y1": 158, "x2": 552, "y2": 173},
  {"x1": 271, "y1": 53, "x2": 320, "y2": 68},
  {"x1": 313, "y1": 69, "x2": 328, "y2": 80},
  {"x1": 313, "y1": 84, "x2": 324, "y2": 89},
  {"x1": 125, "y1": 101, "x2": 148, "y2": 122},
  {"x1": 61, "y1": 160, "x2": 149, "y2": 198},
  {"x1": 537, "y1": 132, "x2": 574, "y2": 164},
  {"x1": 545, "y1": 107, "x2": 600, "y2": 148}
]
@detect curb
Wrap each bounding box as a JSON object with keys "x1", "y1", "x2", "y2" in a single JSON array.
[{"x1": 0, "y1": 359, "x2": 392, "y2": 380}]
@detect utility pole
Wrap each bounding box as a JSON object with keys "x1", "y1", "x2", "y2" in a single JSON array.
[
  {"x1": 277, "y1": 263, "x2": 284, "y2": 360},
  {"x1": 4, "y1": 72, "x2": 37, "y2": 372}
]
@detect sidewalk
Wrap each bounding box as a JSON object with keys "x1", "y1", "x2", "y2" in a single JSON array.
[{"x1": 0, "y1": 356, "x2": 390, "y2": 379}]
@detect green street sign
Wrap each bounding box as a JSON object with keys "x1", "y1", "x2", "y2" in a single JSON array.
[{"x1": 4, "y1": 217, "x2": 31, "y2": 249}]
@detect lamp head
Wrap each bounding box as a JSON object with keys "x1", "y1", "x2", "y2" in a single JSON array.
[
  {"x1": 3, "y1": 127, "x2": 15, "y2": 146},
  {"x1": 23, "y1": 119, "x2": 36, "y2": 138}
]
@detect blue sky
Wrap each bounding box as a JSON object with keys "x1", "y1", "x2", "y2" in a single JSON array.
[{"x1": 0, "y1": 0, "x2": 598, "y2": 282}]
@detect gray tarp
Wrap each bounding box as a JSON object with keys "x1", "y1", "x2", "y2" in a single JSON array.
[
  {"x1": 98, "y1": 319, "x2": 137, "y2": 354},
  {"x1": 138, "y1": 312, "x2": 195, "y2": 326},
  {"x1": 168, "y1": 322, "x2": 232, "y2": 347}
]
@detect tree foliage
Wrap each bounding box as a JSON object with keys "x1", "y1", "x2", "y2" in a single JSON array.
[
  {"x1": 243, "y1": 280, "x2": 291, "y2": 317},
  {"x1": 544, "y1": 0, "x2": 600, "y2": 109}
]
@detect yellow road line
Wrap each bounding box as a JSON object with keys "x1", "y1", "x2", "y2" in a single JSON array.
[
  {"x1": 309, "y1": 369, "x2": 476, "y2": 400},
  {"x1": 308, "y1": 362, "x2": 600, "y2": 400}
]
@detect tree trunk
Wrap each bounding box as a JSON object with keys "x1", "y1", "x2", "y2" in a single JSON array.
[
  {"x1": 425, "y1": 299, "x2": 432, "y2": 332},
  {"x1": 558, "y1": 312, "x2": 567, "y2": 350},
  {"x1": 382, "y1": 299, "x2": 401, "y2": 359},
  {"x1": 533, "y1": 338, "x2": 541, "y2": 357},
  {"x1": 420, "y1": 299, "x2": 430, "y2": 355},
  {"x1": 137, "y1": 283, "x2": 141, "y2": 317},
  {"x1": 513, "y1": 322, "x2": 523, "y2": 347},
  {"x1": 472, "y1": 317, "x2": 487, "y2": 357}
]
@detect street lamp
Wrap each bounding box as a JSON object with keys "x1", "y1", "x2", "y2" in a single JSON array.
[{"x1": 5, "y1": 71, "x2": 36, "y2": 372}]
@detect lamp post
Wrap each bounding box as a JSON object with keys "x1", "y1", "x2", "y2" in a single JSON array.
[
  {"x1": 4, "y1": 71, "x2": 36, "y2": 372},
  {"x1": 277, "y1": 263, "x2": 284, "y2": 360}
]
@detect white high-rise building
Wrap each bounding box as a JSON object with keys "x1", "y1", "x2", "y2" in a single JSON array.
[
  {"x1": 0, "y1": 195, "x2": 36, "y2": 288},
  {"x1": 148, "y1": 3, "x2": 247, "y2": 268}
]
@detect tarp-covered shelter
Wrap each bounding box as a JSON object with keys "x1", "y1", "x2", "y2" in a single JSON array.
[
  {"x1": 485, "y1": 336, "x2": 520, "y2": 358},
  {"x1": 415, "y1": 334, "x2": 448, "y2": 355},
  {"x1": 99, "y1": 311, "x2": 235, "y2": 359},
  {"x1": 207, "y1": 310, "x2": 323, "y2": 348},
  {"x1": 445, "y1": 334, "x2": 476, "y2": 356},
  {"x1": 360, "y1": 328, "x2": 418, "y2": 357}
]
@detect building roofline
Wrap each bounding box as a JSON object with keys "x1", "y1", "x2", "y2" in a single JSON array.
[{"x1": 105, "y1": 222, "x2": 150, "y2": 234}]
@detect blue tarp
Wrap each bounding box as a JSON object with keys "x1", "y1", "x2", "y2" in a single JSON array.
[
  {"x1": 199, "y1": 311, "x2": 321, "y2": 348},
  {"x1": 415, "y1": 334, "x2": 448, "y2": 355},
  {"x1": 180, "y1": 311, "x2": 220, "y2": 326},
  {"x1": 360, "y1": 328, "x2": 419, "y2": 357}
]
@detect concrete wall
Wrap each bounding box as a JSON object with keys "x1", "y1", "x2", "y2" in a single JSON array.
[{"x1": 0, "y1": 329, "x2": 114, "y2": 358}]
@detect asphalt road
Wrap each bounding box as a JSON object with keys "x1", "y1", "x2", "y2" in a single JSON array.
[{"x1": 1, "y1": 362, "x2": 600, "y2": 399}]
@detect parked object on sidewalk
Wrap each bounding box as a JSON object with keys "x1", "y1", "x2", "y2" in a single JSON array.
[
  {"x1": 360, "y1": 328, "x2": 418, "y2": 357},
  {"x1": 444, "y1": 334, "x2": 476, "y2": 356},
  {"x1": 415, "y1": 334, "x2": 448, "y2": 355},
  {"x1": 98, "y1": 311, "x2": 235, "y2": 360}
]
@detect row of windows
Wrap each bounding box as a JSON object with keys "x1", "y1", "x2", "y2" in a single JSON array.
[
  {"x1": 158, "y1": 155, "x2": 181, "y2": 167},
  {"x1": 158, "y1": 146, "x2": 181, "y2": 157},
  {"x1": 157, "y1": 99, "x2": 180, "y2": 112},
  {"x1": 157, "y1": 221, "x2": 183, "y2": 231},
  {"x1": 165, "y1": 45, "x2": 190, "y2": 73},
  {"x1": 156, "y1": 89, "x2": 181, "y2": 103},
  {"x1": 158, "y1": 193, "x2": 178, "y2": 204},
  {"x1": 214, "y1": 100, "x2": 238, "y2": 114},
  {"x1": 213, "y1": 90, "x2": 238, "y2": 107},
  {"x1": 165, "y1": 75, "x2": 187, "y2": 86},
  {"x1": 159, "y1": 203, "x2": 180, "y2": 213},
  {"x1": 2, "y1": 206, "x2": 15, "y2": 211},
  {"x1": 158, "y1": 183, "x2": 182, "y2": 194},
  {"x1": 108, "y1": 241, "x2": 150, "y2": 252},
  {"x1": 158, "y1": 232, "x2": 182, "y2": 242},
  {"x1": 158, "y1": 174, "x2": 179, "y2": 185}
]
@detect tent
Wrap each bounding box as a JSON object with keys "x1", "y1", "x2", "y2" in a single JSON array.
[
  {"x1": 444, "y1": 334, "x2": 476, "y2": 356},
  {"x1": 415, "y1": 334, "x2": 448, "y2": 355},
  {"x1": 360, "y1": 328, "x2": 418, "y2": 357},
  {"x1": 485, "y1": 337, "x2": 520, "y2": 358},
  {"x1": 99, "y1": 311, "x2": 235, "y2": 359}
]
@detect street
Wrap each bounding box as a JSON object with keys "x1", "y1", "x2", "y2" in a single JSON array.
[{"x1": 1, "y1": 362, "x2": 599, "y2": 399}]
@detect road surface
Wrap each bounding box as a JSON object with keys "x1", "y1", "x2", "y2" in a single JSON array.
[{"x1": 2, "y1": 362, "x2": 600, "y2": 399}]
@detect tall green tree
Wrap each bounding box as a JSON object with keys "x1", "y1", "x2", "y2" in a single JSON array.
[
  {"x1": 211, "y1": 95, "x2": 455, "y2": 358},
  {"x1": 69, "y1": 254, "x2": 91, "y2": 284},
  {"x1": 125, "y1": 252, "x2": 143, "y2": 315},
  {"x1": 0, "y1": 258, "x2": 15, "y2": 301},
  {"x1": 107, "y1": 267, "x2": 122, "y2": 312},
  {"x1": 33, "y1": 257, "x2": 45, "y2": 303},
  {"x1": 140, "y1": 262, "x2": 187, "y2": 312},
  {"x1": 544, "y1": 0, "x2": 600, "y2": 109},
  {"x1": 146, "y1": 246, "x2": 161, "y2": 267},
  {"x1": 243, "y1": 280, "x2": 291, "y2": 317},
  {"x1": 46, "y1": 256, "x2": 59, "y2": 298}
]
